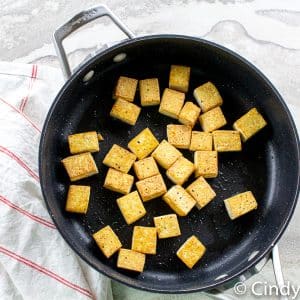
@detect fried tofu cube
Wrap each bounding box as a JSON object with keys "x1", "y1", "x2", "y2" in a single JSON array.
[
  {"x1": 93, "y1": 225, "x2": 122, "y2": 258},
  {"x1": 193, "y1": 81, "x2": 223, "y2": 112},
  {"x1": 113, "y1": 76, "x2": 138, "y2": 102},
  {"x1": 133, "y1": 157, "x2": 160, "y2": 180},
  {"x1": 189, "y1": 131, "x2": 213, "y2": 151},
  {"x1": 163, "y1": 185, "x2": 196, "y2": 216},
  {"x1": 131, "y1": 226, "x2": 157, "y2": 254},
  {"x1": 224, "y1": 191, "x2": 258, "y2": 220},
  {"x1": 139, "y1": 78, "x2": 160, "y2": 106},
  {"x1": 194, "y1": 151, "x2": 218, "y2": 178},
  {"x1": 212, "y1": 130, "x2": 242, "y2": 152},
  {"x1": 103, "y1": 168, "x2": 134, "y2": 194},
  {"x1": 178, "y1": 102, "x2": 201, "y2": 127},
  {"x1": 62, "y1": 152, "x2": 99, "y2": 182},
  {"x1": 116, "y1": 191, "x2": 146, "y2": 225},
  {"x1": 65, "y1": 185, "x2": 90, "y2": 213},
  {"x1": 169, "y1": 65, "x2": 191, "y2": 93},
  {"x1": 159, "y1": 88, "x2": 185, "y2": 119},
  {"x1": 68, "y1": 131, "x2": 99, "y2": 154},
  {"x1": 154, "y1": 214, "x2": 181, "y2": 239},
  {"x1": 166, "y1": 156, "x2": 195, "y2": 185},
  {"x1": 110, "y1": 98, "x2": 141, "y2": 126},
  {"x1": 199, "y1": 107, "x2": 227, "y2": 132},
  {"x1": 117, "y1": 249, "x2": 146, "y2": 272},
  {"x1": 97, "y1": 133, "x2": 104, "y2": 141},
  {"x1": 233, "y1": 108, "x2": 267, "y2": 142},
  {"x1": 136, "y1": 174, "x2": 167, "y2": 202},
  {"x1": 176, "y1": 236, "x2": 206, "y2": 269},
  {"x1": 103, "y1": 144, "x2": 136, "y2": 173},
  {"x1": 167, "y1": 124, "x2": 192, "y2": 149},
  {"x1": 128, "y1": 128, "x2": 159, "y2": 160},
  {"x1": 186, "y1": 177, "x2": 216, "y2": 209}
]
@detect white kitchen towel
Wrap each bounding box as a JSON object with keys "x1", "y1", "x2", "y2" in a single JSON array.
[{"x1": 0, "y1": 61, "x2": 112, "y2": 300}]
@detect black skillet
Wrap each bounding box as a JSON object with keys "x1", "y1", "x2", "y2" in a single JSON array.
[{"x1": 39, "y1": 5, "x2": 300, "y2": 293}]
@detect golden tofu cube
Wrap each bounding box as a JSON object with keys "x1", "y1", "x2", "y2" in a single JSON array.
[
  {"x1": 133, "y1": 157, "x2": 160, "y2": 180},
  {"x1": 113, "y1": 76, "x2": 138, "y2": 102},
  {"x1": 159, "y1": 88, "x2": 185, "y2": 119},
  {"x1": 116, "y1": 191, "x2": 146, "y2": 225},
  {"x1": 233, "y1": 108, "x2": 267, "y2": 142},
  {"x1": 93, "y1": 225, "x2": 122, "y2": 258},
  {"x1": 169, "y1": 65, "x2": 191, "y2": 93},
  {"x1": 163, "y1": 185, "x2": 196, "y2": 216},
  {"x1": 128, "y1": 128, "x2": 159, "y2": 160},
  {"x1": 110, "y1": 98, "x2": 141, "y2": 126},
  {"x1": 166, "y1": 156, "x2": 195, "y2": 185},
  {"x1": 97, "y1": 133, "x2": 104, "y2": 141},
  {"x1": 167, "y1": 124, "x2": 192, "y2": 149},
  {"x1": 117, "y1": 249, "x2": 146, "y2": 272},
  {"x1": 103, "y1": 168, "x2": 134, "y2": 194},
  {"x1": 199, "y1": 107, "x2": 227, "y2": 132},
  {"x1": 68, "y1": 131, "x2": 99, "y2": 154},
  {"x1": 176, "y1": 235, "x2": 206, "y2": 269},
  {"x1": 62, "y1": 152, "x2": 99, "y2": 182},
  {"x1": 132, "y1": 226, "x2": 157, "y2": 254},
  {"x1": 103, "y1": 144, "x2": 136, "y2": 173},
  {"x1": 189, "y1": 131, "x2": 213, "y2": 151},
  {"x1": 178, "y1": 102, "x2": 201, "y2": 127},
  {"x1": 194, "y1": 151, "x2": 218, "y2": 178},
  {"x1": 139, "y1": 78, "x2": 160, "y2": 106},
  {"x1": 224, "y1": 191, "x2": 258, "y2": 220},
  {"x1": 212, "y1": 130, "x2": 242, "y2": 152},
  {"x1": 193, "y1": 82, "x2": 223, "y2": 112},
  {"x1": 65, "y1": 185, "x2": 90, "y2": 214},
  {"x1": 186, "y1": 177, "x2": 216, "y2": 209},
  {"x1": 136, "y1": 174, "x2": 167, "y2": 202},
  {"x1": 154, "y1": 214, "x2": 181, "y2": 239}
]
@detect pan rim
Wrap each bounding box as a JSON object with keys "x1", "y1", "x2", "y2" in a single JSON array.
[{"x1": 39, "y1": 34, "x2": 300, "y2": 293}]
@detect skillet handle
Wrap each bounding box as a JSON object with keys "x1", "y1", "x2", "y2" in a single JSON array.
[{"x1": 53, "y1": 4, "x2": 135, "y2": 80}]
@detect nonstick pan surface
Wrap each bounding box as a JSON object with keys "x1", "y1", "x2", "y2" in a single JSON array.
[{"x1": 39, "y1": 35, "x2": 300, "y2": 293}]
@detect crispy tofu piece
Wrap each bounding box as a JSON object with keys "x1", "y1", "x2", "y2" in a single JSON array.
[
  {"x1": 133, "y1": 157, "x2": 160, "y2": 180},
  {"x1": 169, "y1": 65, "x2": 191, "y2": 93},
  {"x1": 65, "y1": 185, "x2": 90, "y2": 214},
  {"x1": 166, "y1": 156, "x2": 195, "y2": 185},
  {"x1": 178, "y1": 102, "x2": 201, "y2": 127},
  {"x1": 131, "y1": 226, "x2": 157, "y2": 254},
  {"x1": 93, "y1": 225, "x2": 122, "y2": 258},
  {"x1": 103, "y1": 168, "x2": 134, "y2": 194},
  {"x1": 139, "y1": 78, "x2": 160, "y2": 106},
  {"x1": 224, "y1": 191, "x2": 258, "y2": 220},
  {"x1": 68, "y1": 131, "x2": 99, "y2": 154},
  {"x1": 212, "y1": 130, "x2": 242, "y2": 152},
  {"x1": 116, "y1": 191, "x2": 146, "y2": 225},
  {"x1": 103, "y1": 144, "x2": 136, "y2": 173},
  {"x1": 128, "y1": 128, "x2": 159, "y2": 160},
  {"x1": 193, "y1": 82, "x2": 223, "y2": 112},
  {"x1": 113, "y1": 76, "x2": 138, "y2": 102},
  {"x1": 199, "y1": 107, "x2": 227, "y2": 132},
  {"x1": 151, "y1": 140, "x2": 182, "y2": 169},
  {"x1": 167, "y1": 124, "x2": 192, "y2": 149},
  {"x1": 154, "y1": 214, "x2": 181, "y2": 239},
  {"x1": 62, "y1": 152, "x2": 99, "y2": 182},
  {"x1": 163, "y1": 185, "x2": 196, "y2": 216},
  {"x1": 186, "y1": 177, "x2": 216, "y2": 209},
  {"x1": 136, "y1": 174, "x2": 167, "y2": 202},
  {"x1": 176, "y1": 236, "x2": 206, "y2": 269},
  {"x1": 189, "y1": 131, "x2": 213, "y2": 151},
  {"x1": 159, "y1": 88, "x2": 185, "y2": 119},
  {"x1": 117, "y1": 249, "x2": 146, "y2": 272},
  {"x1": 233, "y1": 108, "x2": 267, "y2": 142},
  {"x1": 97, "y1": 133, "x2": 104, "y2": 141},
  {"x1": 110, "y1": 98, "x2": 141, "y2": 126},
  {"x1": 194, "y1": 151, "x2": 218, "y2": 178}
]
